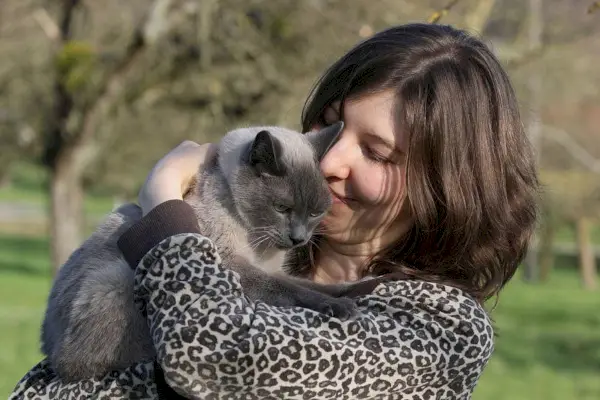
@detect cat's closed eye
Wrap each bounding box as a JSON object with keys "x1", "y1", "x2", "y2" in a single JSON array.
[
  {"x1": 274, "y1": 203, "x2": 292, "y2": 213},
  {"x1": 309, "y1": 210, "x2": 325, "y2": 218}
]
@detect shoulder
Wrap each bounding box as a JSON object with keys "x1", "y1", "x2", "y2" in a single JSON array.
[
  {"x1": 368, "y1": 279, "x2": 493, "y2": 343},
  {"x1": 367, "y1": 278, "x2": 494, "y2": 357}
]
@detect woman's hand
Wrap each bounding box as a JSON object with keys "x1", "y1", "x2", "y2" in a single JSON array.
[{"x1": 138, "y1": 141, "x2": 217, "y2": 216}]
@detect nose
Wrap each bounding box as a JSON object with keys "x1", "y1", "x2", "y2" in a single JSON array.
[
  {"x1": 319, "y1": 128, "x2": 353, "y2": 180},
  {"x1": 288, "y1": 226, "x2": 308, "y2": 246}
]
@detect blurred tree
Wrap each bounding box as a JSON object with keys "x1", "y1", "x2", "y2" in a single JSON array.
[
  {"x1": 1, "y1": 0, "x2": 439, "y2": 272},
  {"x1": 522, "y1": 0, "x2": 544, "y2": 283},
  {"x1": 1, "y1": 0, "x2": 599, "y2": 277},
  {"x1": 36, "y1": 0, "x2": 185, "y2": 272},
  {"x1": 541, "y1": 170, "x2": 600, "y2": 290}
]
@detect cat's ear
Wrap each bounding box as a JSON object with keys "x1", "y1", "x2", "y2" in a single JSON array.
[
  {"x1": 306, "y1": 121, "x2": 344, "y2": 161},
  {"x1": 249, "y1": 130, "x2": 285, "y2": 176}
]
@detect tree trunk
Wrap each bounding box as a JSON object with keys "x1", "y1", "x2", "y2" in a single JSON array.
[
  {"x1": 0, "y1": 171, "x2": 11, "y2": 189},
  {"x1": 576, "y1": 218, "x2": 597, "y2": 290},
  {"x1": 522, "y1": 0, "x2": 543, "y2": 283},
  {"x1": 538, "y1": 216, "x2": 555, "y2": 281},
  {"x1": 49, "y1": 156, "x2": 84, "y2": 275}
]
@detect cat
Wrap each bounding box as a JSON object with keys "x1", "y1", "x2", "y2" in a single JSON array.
[{"x1": 41, "y1": 121, "x2": 358, "y2": 382}]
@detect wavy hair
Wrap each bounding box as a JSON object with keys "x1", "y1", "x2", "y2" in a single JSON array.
[{"x1": 301, "y1": 23, "x2": 539, "y2": 302}]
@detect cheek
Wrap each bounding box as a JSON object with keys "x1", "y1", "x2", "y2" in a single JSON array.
[{"x1": 356, "y1": 164, "x2": 407, "y2": 207}]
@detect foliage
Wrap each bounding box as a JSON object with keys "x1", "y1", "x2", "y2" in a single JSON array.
[{"x1": 55, "y1": 40, "x2": 97, "y2": 93}]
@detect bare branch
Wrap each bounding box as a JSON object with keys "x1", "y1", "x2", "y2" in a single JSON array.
[
  {"x1": 543, "y1": 125, "x2": 600, "y2": 174},
  {"x1": 143, "y1": 0, "x2": 173, "y2": 45},
  {"x1": 505, "y1": 0, "x2": 599, "y2": 69},
  {"x1": 526, "y1": 0, "x2": 543, "y2": 167},
  {"x1": 427, "y1": 0, "x2": 461, "y2": 24},
  {"x1": 42, "y1": 0, "x2": 81, "y2": 167},
  {"x1": 198, "y1": 0, "x2": 218, "y2": 69},
  {"x1": 58, "y1": 0, "x2": 81, "y2": 42},
  {"x1": 504, "y1": 46, "x2": 544, "y2": 68},
  {"x1": 464, "y1": 0, "x2": 497, "y2": 33},
  {"x1": 32, "y1": 8, "x2": 60, "y2": 41},
  {"x1": 65, "y1": 0, "x2": 175, "y2": 175}
]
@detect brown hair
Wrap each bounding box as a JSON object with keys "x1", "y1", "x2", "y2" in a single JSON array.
[{"x1": 301, "y1": 23, "x2": 539, "y2": 303}]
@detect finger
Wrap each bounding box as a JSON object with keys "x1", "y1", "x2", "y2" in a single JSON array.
[
  {"x1": 180, "y1": 143, "x2": 216, "y2": 193},
  {"x1": 206, "y1": 143, "x2": 218, "y2": 159},
  {"x1": 178, "y1": 140, "x2": 201, "y2": 149}
]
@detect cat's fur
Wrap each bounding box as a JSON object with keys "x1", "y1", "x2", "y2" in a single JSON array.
[{"x1": 41, "y1": 122, "x2": 357, "y2": 382}]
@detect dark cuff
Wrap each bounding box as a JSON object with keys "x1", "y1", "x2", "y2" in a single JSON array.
[{"x1": 117, "y1": 199, "x2": 201, "y2": 269}]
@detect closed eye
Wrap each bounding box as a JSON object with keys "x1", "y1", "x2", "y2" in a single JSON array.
[
  {"x1": 274, "y1": 203, "x2": 292, "y2": 213},
  {"x1": 363, "y1": 146, "x2": 393, "y2": 164}
]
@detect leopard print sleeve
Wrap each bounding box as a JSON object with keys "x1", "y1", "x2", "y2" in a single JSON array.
[{"x1": 134, "y1": 233, "x2": 495, "y2": 400}]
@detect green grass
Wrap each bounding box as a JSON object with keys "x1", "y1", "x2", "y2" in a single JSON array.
[
  {"x1": 0, "y1": 186, "x2": 116, "y2": 216},
  {"x1": 0, "y1": 162, "x2": 120, "y2": 215},
  {"x1": 0, "y1": 232, "x2": 599, "y2": 399},
  {"x1": 474, "y1": 269, "x2": 600, "y2": 399},
  {"x1": 0, "y1": 234, "x2": 51, "y2": 398}
]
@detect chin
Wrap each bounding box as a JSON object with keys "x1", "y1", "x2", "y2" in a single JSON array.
[
  {"x1": 272, "y1": 239, "x2": 294, "y2": 250},
  {"x1": 322, "y1": 210, "x2": 350, "y2": 226}
]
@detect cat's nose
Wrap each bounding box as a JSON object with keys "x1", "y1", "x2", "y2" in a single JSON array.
[
  {"x1": 288, "y1": 234, "x2": 306, "y2": 246},
  {"x1": 288, "y1": 228, "x2": 307, "y2": 246}
]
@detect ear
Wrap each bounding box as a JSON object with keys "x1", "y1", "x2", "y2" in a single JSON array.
[
  {"x1": 305, "y1": 121, "x2": 344, "y2": 161},
  {"x1": 249, "y1": 130, "x2": 284, "y2": 176}
]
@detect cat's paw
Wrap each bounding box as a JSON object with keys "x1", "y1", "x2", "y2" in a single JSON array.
[{"x1": 304, "y1": 296, "x2": 357, "y2": 319}]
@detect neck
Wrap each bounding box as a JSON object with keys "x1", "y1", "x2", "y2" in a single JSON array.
[
  {"x1": 311, "y1": 220, "x2": 413, "y2": 284},
  {"x1": 311, "y1": 239, "x2": 375, "y2": 284}
]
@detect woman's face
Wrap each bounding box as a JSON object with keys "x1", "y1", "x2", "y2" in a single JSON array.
[{"x1": 317, "y1": 90, "x2": 412, "y2": 251}]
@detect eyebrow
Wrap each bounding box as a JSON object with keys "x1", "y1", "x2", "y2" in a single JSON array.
[{"x1": 365, "y1": 133, "x2": 398, "y2": 152}]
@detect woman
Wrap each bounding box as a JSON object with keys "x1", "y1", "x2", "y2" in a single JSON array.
[{"x1": 11, "y1": 23, "x2": 538, "y2": 399}]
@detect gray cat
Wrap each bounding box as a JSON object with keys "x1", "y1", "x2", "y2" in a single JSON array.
[{"x1": 41, "y1": 122, "x2": 357, "y2": 382}]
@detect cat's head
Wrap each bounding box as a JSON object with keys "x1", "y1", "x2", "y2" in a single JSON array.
[{"x1": 226, "y1": 122, "x2": 343, "y2": 250}]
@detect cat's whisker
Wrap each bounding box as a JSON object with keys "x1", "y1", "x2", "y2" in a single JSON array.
[
  {"x1": 238, "y1": 233, "x2": 271, "y2": 253},
  {"x1": 251, "y1": 225, "x2": 273, "y2": 230},
  {"x1": 312, "y1": 227, "x2": 330, "y2": 235},
  {"x1": 250, "y1": 227, "x2": 274, "y2": 235},
  {"x1": 251, "y1": 234, "x2": 269, "y2": 251},
  {"x1": 308, "y1": 238, "x2": 323, "y2": 253},
  {"x1": 248, "y1": 235, "x2": 270, "y2": 251}
]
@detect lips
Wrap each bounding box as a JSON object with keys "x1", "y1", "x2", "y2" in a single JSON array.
[{"x1": 329, "y1": 188, "x2": 354, "y2": 205}]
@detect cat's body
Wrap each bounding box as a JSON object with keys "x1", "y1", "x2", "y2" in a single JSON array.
[{"x1": 41, "y1": 122, "x2": 356, "y2": 381}]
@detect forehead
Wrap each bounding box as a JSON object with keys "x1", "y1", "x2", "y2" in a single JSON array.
[
  {"x1": 338, "y1": 90, "x2": 408, "y2": 152},
  {"x1": 271, "y1": 162, "x2": 329, "y2": 207}
]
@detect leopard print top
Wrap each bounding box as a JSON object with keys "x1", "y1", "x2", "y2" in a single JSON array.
[{"x1": 10, "y1": 233, "x2": 494, "y2": 400}]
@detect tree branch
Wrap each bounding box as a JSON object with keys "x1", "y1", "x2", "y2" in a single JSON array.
[
  {"x1": 58, "y1": 0, "x2": 81, "y2": 42},
  {"x1": 63, "y1": 0, "x2": 173, "y2": 175},
  {"x1": 143, "y1": 0, "x2": 173, "y2": 45},
  {"x1": 427, "y1": 0, "x2": 461, "y2": 24},
  {"x1": 31, "y1": 8, "x2": 60, "y2": 41},
  {"x1": 504, "y1": 1, "x2": 599, "y2": 69},
  {"x1": 198, "y1": 0, "x2": 218, "y2": 69},
  {"x1": 464, "y1": 0, "x2": 497, "y2": 33},
  {"x1": 42, "y1": 0, "x2": 81, "y2": 168},
  {"x1": 543, "y1": 125, "x2": 600, "y2": 174}
]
